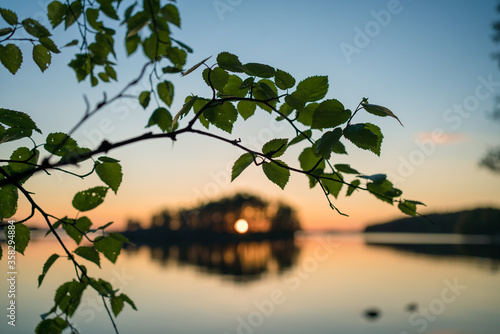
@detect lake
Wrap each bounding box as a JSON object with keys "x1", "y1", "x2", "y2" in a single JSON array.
[{"x1": 1, "y1": 233, "x2": 499, "y2": 334}]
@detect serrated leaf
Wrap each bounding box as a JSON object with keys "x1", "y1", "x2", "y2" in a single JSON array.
[
  {"x1": 111, "y1": 295, "x2": 125, "y2": 316},
  {"x1": 285, "y1": 92, "x2": 306, "y2": 111},
  {"x1": 202, "y1": 67, "x2": 229, "y2": 91},
  {"x1": 33, "y1": 44, "x2": 51, "y2": 72},
  {"x1": 44, "y1": 132, "x2": 78, "y2": 156},
  {"x1": 8, "y1": 147, "x2": 39, "y2": 184},
  {"x1": 126, "y1": 11, "x2": 149, "y2": 38},
  {"x1": 262, "y1": 138, "x2": 288, "y2": 158},
  {"x1": 47, "y1": 1, "x2": 66, "y2": 28},
  {"x1": 321, "y1": 173, "x2": 343, "y2": 198},
  {"x1": 274, "y1": 69, "x2": 295, "y2": 90},
  {"x1": 38, "y1": 254, "x2": 60, "y2": 287},
  {"x1": 312, "y1": 99, "x2": 350, "y2": 129},
  {"x1": 217, "y1": 52, "x2": 245, "y2": 73},
  {"x1": 0, "y1": 8, "x2": 18, "y2": 25},
  {"x1": 237, "y1": 100, "x2": 256, "y2": 120},
  {"x1": 239, "y1": 77, "x2": 254, "y2": 90},
  {"x1": 262, "y1": 160, "x2": 290, "y2": 189},
  {"x1": 315, "y1": 128, "x2": 343, "y2": 159},
  {"x1": 343, "y1": 123, "x2": 383, "y2": 156},
  {"x1": 162, "y1": 3, "x2": 180, "y2": 27},
  {"x1": 54, "y1": 280, "x2": 86, "y2": 317},
  {"x1": 0, "y1": 43, "x2": 23, "y2": 74},
  {"x1": 62, "y1": 216, "x2": 92, "y2": 244},
  {"x1": 363, "y1": 103, "x2": 403, "y2": 126},
  {"x1": 0, "y1": 27, "x2": 13, "y2": 36},
  {"x1": 4, "y1": 223, "x2": 30, "y2": 255},
  {"x1": 147, "y1": 107, "x2": 173, "y2": 133},
  {"x1": 296, "y1": 76, "x2": 328, "y2": 102},
  {"x1": 231, "y1": 153, "x2": 253, "y2": 181},
  {"x1": 74, "y1": 246, "x2": 100, "y2": 267},
  {"x1": 299, "y1": 147, "x2": 325, "y2": 188},
  {"x1": 94, "y1": 235, "x2": 123, "y2": 263},
  {"x1": 0, "y1": 108, "x2": 41, "y2": 133},
  {"x1": 244, "y1": 62, "x2": 275, "y2": 78},
  {"x1": 157, "y1": 81, "x2": 174, "y2": 107},
  {"x1": 22, "y1": 18, "x2": 51, "y2": 38},
  {"x1": 96, "y1": 161, "x2": 122, "y2": 194},
  {"x1": 334, "y1": 164, "x2": 359, "y2": 174},
  {"x1": 39, "y1": 37, "x2": 60, "y2": 53},
  {"x1": 204, "y1": 102, "x2": 238, "y2": 133},
  {"x1": 0, "y1": 177, "x2": 18, "y2": 220},
  {"x1": 346, "y1": 179, "x2": 361, "y2": 197},
  {"x1": 139, "y1": 91, "x2": 150, "y2": 109},
  {"x1": 72, "y1": 186, "x2": 108, "y2": 212},
  {"x1": 221, "y1": 75, "x2": 248, "y2": 97}
]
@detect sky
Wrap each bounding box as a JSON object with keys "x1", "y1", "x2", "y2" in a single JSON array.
[{"x1": 1, "y1": 0, "x2": 500, "y2": 231}]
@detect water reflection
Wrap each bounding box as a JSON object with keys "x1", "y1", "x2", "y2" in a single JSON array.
[{"x1": 124, "y1": 239, "x2": 300, "y2": 283}]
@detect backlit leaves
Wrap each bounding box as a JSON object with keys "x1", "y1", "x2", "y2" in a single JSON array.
[
  {"x1": 274, "y1": 69, "x2": 295, "y2": 90},
  {"x1": 262, "y1": 138, "x2": 288, "y2": 158},
  {"x1": 296, "y1": 76, "x2": 328, "y2": 102},
  {"x1": 33, "y1": 44, "x2": 51, "y2": 72},
  {"x1": 0, "y1": 8, "x2": 18, "y2": 25},
  {"x1": 343, "y1": 123, "x2": 383, "y2": 156},
  {"x1": 315, "y1": 128, "x2": 343, "y2": 159},
  {"x1": 363, "y1": 103, "x2": 403, "y2": 126},
  {"x1": 217, "y1": 52, "x2": 245, "y2": 73},
  {"x1": 158, "y1": 81, "x2": 174, "y2": 107},
  {"x1": 231, "y1": 153, "x2": 253, "y2": 181},
  {"x1": 96, "y1": 157, "x2": 122, "y2": 194},
  {"x1": 62, "y1": 216, "x2": 92, "y2": 244},
  {"x1": 74, "y1": 246, "x2": 100, "y2": 267},
  {"x1": 147, "y1": 107, "x2": 173, "y2": 133},
  {"x1": 312, "y1": 99, "x2": 350, "y2": 129},
  {"x1": 94, "y1": 233, "x2": 126, "y2": 263},
  {"x1": 0, "y1": 174, "x2": 18, "y2": 220},
  {"x1": 72, "y1": 186, "x2": 108, "y2": 212},
  {"x1": 0, "y1": 44, "x2": 23, "y2": 74},
  {"x1": 262, "y1": 160, "x2": 290, "y2": 189},
  {"x1": 38, "y1": 254, "x2": 60, "y2": 287}
]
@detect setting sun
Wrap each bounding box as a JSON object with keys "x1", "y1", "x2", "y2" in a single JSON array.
[{"x1": 234, "y1": 219, "x2": 249, "y2": 234}]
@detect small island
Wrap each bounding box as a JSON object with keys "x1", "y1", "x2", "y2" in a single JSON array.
[{"x1": 122, "y1": 193, "x2": 301, "y2": 244}]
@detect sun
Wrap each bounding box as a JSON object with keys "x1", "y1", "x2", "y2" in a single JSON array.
[{"x1": 234, "y1": 219, "x2": 249, "y2": 234}]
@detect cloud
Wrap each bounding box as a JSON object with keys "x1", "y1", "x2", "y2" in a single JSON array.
[{"x1": 416, "y1": 132, "x2": 467, "y2": 145}]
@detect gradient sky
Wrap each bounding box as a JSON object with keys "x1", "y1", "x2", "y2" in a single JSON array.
[{"x1": 1, "y1": 0, "x2": 500, "y2": 231}]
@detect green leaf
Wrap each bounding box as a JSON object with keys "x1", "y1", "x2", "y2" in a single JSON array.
[
  {"x1": 222, "y1": 75, "x2": 248, "y2": 97},
  {"x1": 181, "y1": 55, "x2": 211, "y2": 77},
  {"x1": 104, "y1": 65, "x2": 116, "y2": 80},
  {"x1": 63, "y1": 39, "x2": 78, "y2": 48},
  {"x1": 343, "y1": 123, "x2": 383, "y2": 156},
  {"x1": 98, "y1": 0, "x2": 119, "y2": 20},
  {"x1": 363, "y1": 103, "x2": 403, "y2": 126},
  {"x1": 274, "y1": 69, "x2": 295, "y2": 90},
  {"x1": 22, "y1": 18, "x2": 51, "y2": 38},
  {"x1": 296, "y1": 76, "x2": 328, "y2": 102},
  {"x1": 3, "y1": 222, "x2": 30, "y2": 255},
  {"x1": 231, "y1": 153, "x2": 253, "y2": 181},
  {"x1": 75, "y1": 246, "x2": 100, "y2": 267},
  {"x1": 94, "y1": 234, "x2": 123, "y2": 263},
  {"x1": 139, "y1": 91, "x2": 151, "y2": 109},
  {"x1": 217, "y1": 52, "x2": 245, "y2": 73},
  {"x1": 334, "y1": 164, "x2": 359, "y2": 174},
  {"x1": 311, "y1": 99, "x2": 350, "y2": 129},
  {"x1": 120, "y1": 293, "x2": 137, "y2": 310},
  {"x1": 320, "y1": 173, "x2": 343, "y2": 198},
  {"x1": 0, "y1": 8, "x2": 18, "y2": 25},
  {"x1": 358, "y1": 173, "x2": 387, "y2": 184},
  {"x1": 296, "y1": 103, "x2": 318, "y2": 126},
  {"x1": 367, "y1": 179, "x2": 402, "y2": 204},
  {"x1": 65, "y1": 1, "x2": 82, "y2": 29},
  {"x1": 111, "y1": 295, "x2": 125, "y2": 316},
  {"x1": 244, "y1": 62, "x2": 275, "y2": 78},
  {"x1": 284, "y1": 92, "x2": 306, "y2": 111},
  {"x1": 0, "y1": 108, "x2": 41, "y2": 133},
  {"x1": 262, "y1": 160, "x2": 290, "y2": 189},
  {"x1": 62, "y1": 216, "x2": 92, "y2": 244},
  {"x1": 125, "y1": 35, "x2": 140, "y2": 55},
  {"x1": 72, "y1": 186, "x2": 108, "y2": 212},
  {"x1": 398, "y1": 201, "x2": 417, "y2": 216},
  {"x1": 96, "y1": 161, "x2": 122, "y2": 194},
  {"x1": 39, "y1": 37, "x2": 60, "y2": 54},
  {"x1": 54, "y1": 280, "x2": 87, "y2": 317},
  {"x1": 8, "y1": 147, "x2": 39, "y2": 184},
  {"x1": 157, "y1": 81, "x2": 174, "y2": 107},
  {"x1": 237, "y1": 100, "x2": 256, "y2": 120},
  {"x1": 33, "y1": 44, "x2": 51, "y2": 72},
  {"x1": 332, "y1": 141, "x2": 347, "y2": 154},
  {"x1": 0, "y1": 43, "x2": 23, "y2": 74},
  {"x1": 204, "y1": 102, "x2": 238, "y2": 133},
  {"x1": 98, "y1": 156, "x2": 119, "y2": 163},
  {"x1": 346, "y1": 179, "x2": 361, "y2": 197},
  {"x1": 147, "y1": 107, "x2": 173, "y2": 133},
  {"x1": 262, "y1": 138, "x2": 288, "y2": 158},
  {"x1": 171, "y1": 97, "x2": 197, "y2": 130},
  {"x1": 0, "y1": 176, "x2": 18, "y2": 220},
  {"x1": 0, "y1": 27, "x2": 12, "y2": 36},
  {"x1": 299, "y1": 147, "x2": 325, "y2": 188},
  {"x1": 47, "y1": 1, "x2": 66, "y2": 28},
  {"x1": 126, "y1": 11, "x2": 149, "y2": 38},
  {"x1": 239, "y1": 77, "x2": 254, "y2": 90},
  {"x1": 58, "y1": 147, "x2": 91, "y2": 164},
  {"x1": 167, "y1": 46, "x2": 187, "y2": 68},
  {"x1": 203, "y1": 67, "x2": 229, "y2": 91},
  {"x1": 44, "y1": 132, "x2": 78, "y2": 156},
  {"x1": 35, "y1": 318, "x2": 68, "y2": 334},
  {"x1": 38, "y1": 254, "x2": 60, "y2": 287},
  {"x1": 162, "y1": 3, "x2": 180, "y2": 27},
  {"x1": 289, "y1": 130, "x2": 312, "y2": 146},
  {"x1": 315, "y1": 128, "x2": 343, "y2": 159}
]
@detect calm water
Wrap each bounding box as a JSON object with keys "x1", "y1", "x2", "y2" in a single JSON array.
[{"x1": 1, "y1": 233, "x2": 499, "y2": 334}]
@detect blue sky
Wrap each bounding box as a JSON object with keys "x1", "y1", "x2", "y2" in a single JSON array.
[{"x1": 1, "y1": 0, "x2": 499, "y2": 230}]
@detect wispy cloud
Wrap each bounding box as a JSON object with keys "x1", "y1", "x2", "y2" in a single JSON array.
[{"x1": 416, "y1": 132, "x2": 467, "y2": 145}]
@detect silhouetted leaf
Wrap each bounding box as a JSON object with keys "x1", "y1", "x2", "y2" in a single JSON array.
[
  {"x1": 62, "y1": 216, "x2": 92, "y2": 244},
  {"x1": 75, "y1": 246, "x2": 100, "y2": 267},
  {"x1": 204, "y1": 102, "x2": 237, "y2": 133},
  {"x1": 237, "y1": 100, "x2": 257, "y2": 120},
  {"x1": 47, "y1": 1, "x2": 66, "y2": 28},
  {"x1": 157, "y1": 81, "x2": 174, "y2": 107},
  {"x1": 289, "y1": 130, "x2": 312, "y2": 146},
  {"x1": 296, "y1": 76, "x2": 328, "y2": 102},
  {"x1": 0, "y1": 43, "x2": 23, "y2": 74},
  {"x1": 8, "y1": 147, "x2": 39, "y2": 183},
  {"x1": 346, "y1": 179, "x2": 361, "y2": 196},
  {"x1": 33, "y1": 44, "x2": 51, "y2": 72},
  {"x1": 44, "y1": 132, "x2": 78, "y2": 156},
  {"x1": 147, "y1": 107, "x2": 173, "y2": 133},
  {"x1": 321, "y1": 173, "x2": 343, "y2": 198},
  {"x1": 312, "y1": 99, "x2": 350, "y2": 129},
  {"x1": 217, "y1": 52, "x2": 245, "y2": 73},
  {"x1": 244, "y1": 62, "x2": 275, "y2": 78},
  {"x1": 231, "y1": 153, "x2": 253, "y2": 181},
  {"x1": 262, "y1": 160, "x2": 290, "y2": 189},
  {"x1": 334, "y1": 164, "x2": 359, "y2": 174},
  {"x1": 96, "y1": 160, "x2": 122, "y2": 194},
  {"x1": 0, "y1": 177, "x2": 18, "y2": 219},
  {"x1": 38, "y1": 254, "x2": 60, "y2": 287},
  {"x1": 363, "y1": 103, "x2": 403, "y2": 126},
  {"x1": 262, "y1": 138, "x2": 288, "y2": 158},
  {"x1": 72, "y1": 186, "x2": 108, "y2": 212},
  {"x1": 94, "y1": 234, "x2": 123, "y2": 263},
  {"x1": 35, "y1": 318, "x2": 68, "y2": 334},
  {"x1": 274, "y1": 69, "x2": 295, "y2": 90},
  {"x1": 344, "y1": 123, "x2": 383, "y2": 156},
  {"x1": 22, "y1": 18, "x2": 51, "y2": 38},
  {"x1": 111, "y1": 295, "x2": 125, "y2": 316},
  {"x1": 0, "y1": 8, "x2": 18, "y2": 25},
  {"x1": 315, "y1": 128, "x2": 343, "y2": 159},
  {"x1": 202, "y1": 67, "x2": 229, "y2": 91}
]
